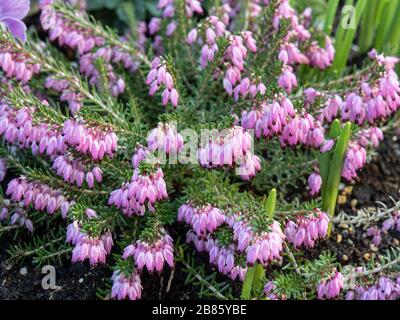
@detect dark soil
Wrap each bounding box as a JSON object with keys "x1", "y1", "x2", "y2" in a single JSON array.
[{"x1": 1, "y1": 133, "x2": 399, "y2": 300}]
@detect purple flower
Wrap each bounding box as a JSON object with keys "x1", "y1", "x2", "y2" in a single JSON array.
[
  {"x1": 111, "y1": 270, "x2": 142, "y2": 300},
  {"x1": 0, "y1": 0, "x2": 30, "y2": 42}
]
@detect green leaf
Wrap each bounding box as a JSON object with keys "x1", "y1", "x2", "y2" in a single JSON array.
[
  {"x1": 241, "y1": 265, "x2": 256, "y2": 300},
  {"x1": 265, "y1": 188, "x2": 277, "y2": 219},
  {"x1": 252, "y1": 263, "x2": 266, "y2": 296},
  {"x1": 324, "y1": 0, "x2": 340, "y2": 35},
  {"x1": 323, "y1": 122, "x2": 352, "y2": 218},
  {"x1": 332, "y1": 0, "x2": 366, "y2": 73}
]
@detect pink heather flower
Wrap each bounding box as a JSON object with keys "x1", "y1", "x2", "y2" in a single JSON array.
[
  {"x1": 320, "y1": 139, "x2": 334, "y2": 153},
  {"x1": 317, "y1": 271, "x2": 344, "y2": 299},
  {"x1": 131, "y1": 145, "x2": 149, "y2": 169},
  {"x1": 62, "y1": 119, "x2": 118, "y2": 160},
  {"x1": 185, "y1": 0, "x2": 203, "y2": 17},
  {"x1": 0, "y1": 50, "x2": 40, "y2": 84},
  {"x1": 342, "y1": 142, "x2": 367, "y2": 181},
  {"x1": 10, "y1": 209, "x2": 34, "y2": 232},
  {"x1": 346, "y1": 276, "x2": 400, "y2": 300},
  {"x1": 109, "y1": 166, "x2": 168, "y2": 216},
  {"x1": 357, "y1": 127, "x2": 384, "y2": 148},
  {"x1": 148, "y1": 18, "x2": 161, "y2": 35},
  {"x1": 123, "y1": 232, "x2": 174, "y2": 273},
  {"x1": 308, "y1": 172, "x2": 322, "y2": 196},
  {"x1": 146, "y1": 58, "x2": 179, "y2": 107},
  {"x1": 231, "y1": 219, "x2": 285, "y2": 266},
  {"x1": 187, "y1": 28, "x2": 198, "y2": 44},
  {"x1": 52, "y1": 155, "x2": 102, "y2": 188},
  {"x1": 285, "y1": 209, "x2": 329, "y2": 248},
  {"x1": 6, "y1": 177, "x2": 71, "y2": 217},
  {"x1": 40, "y1": 1, "x2": 139, "y2": 96},
  {"x1": 306, "y1": 40, "x2": 334, "y2": 70},
  {"x1": 304, "y1": 87, "x2": 319, "y2": 104},
  {"x1": 238, "y1": 153, "x2": 261, "y2": 180},
  {"x1": 278, "y1": 66, "x2": 297, "y2": 94},
  {"x1": 45, "y1": 77, "x2": 83, "y2": 114},
  {"x1": 71, "y1": 232, "x2": 110, "y2": 265},
  {"x1": 207, "y1": 239, "x2": 244, "y2": 279},
  {"x1": 178, "y1": 202, "x2": 226, "y2": 236},
  {"x1": 279, "y1": 114, "x2": 325, "y2": 149},
  {"x1": 264, "y1": 281, "x2": 281, "y2": 300},
  {"x1": 0, "y1": 0, "x2": 30, "y2": 42},
  {"x1": 382, "y1": 211, "x2": 400, "y2": 232},
  {"x1": 0, "y1": 207, "x2": 9, "y2": 221},
  {"x1": 147, "y1": 122, "x2": 184, "y2": 155},
  {"x1": 367, "y1": 226, "x2": 382, "y2": 247},
  {"x1": 186, "y1": 230, "x2": 208, "y2": 252},
  {"x1": 85, "y1": 208, "x2": 98, "y2": 219},
  {"x1": 111, "y1": 270, "x2": 142, "y2": 300},
  {"x1": 166, "y1": 21, "x2": 177, "y2": 37},
  {"x1": 198, "y1": 125, "x2": 253, "y2": 169},
  {"x1": 0, "y1": 158, "x2": 7, "y2": 182},
  {"x1": 66, "y1": 221, "x2": 85, "y2": 245},
  {"x1": 185, "y1": 231, "x2": 248, "y2": 282},
  {"x1": 321, "y1": 95, "x2": 342, "y2": 123}
]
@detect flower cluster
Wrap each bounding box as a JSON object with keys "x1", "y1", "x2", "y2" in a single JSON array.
[
  {"x1": 6, "y1": 177, "x2": 71, "y2": 217},
  {"x1": 111, "y1": 270, "x2": 142, "y2": 300},
  {"x1": 44, "y1": 76, "x2": 83, "y2": 115},
  {"x1": 346, "y1": 276, "x2": 400, "y2": 300},
  {"x1": 357, "y1": 127, "x2": 384, "y2": 148},
  {"x1": 316, "y1": 51, "x2": 400, "y2": 128},
  {"x1": 187, "y1": 16, "x2": 226, "y2": 68},
  {"x1": 147, "y1": 122, "x2": 184, "y2": 155},
  {"x1": 52, "y1": 155, "x2": 103, "y2": 188},
  {"x1": 9, "y1": 209, "x2": 34, "y2": 232},
  {"x1": 63, "y1": 119, "x2": 118, "y2": 161},
  {"x1": 40, "y1": 0, "x2": 141, "y2": 97},
  {"x1": 109, "y1": 166, "x2": 168, "y2": 216},
  {"x1": 232, "y1": 218, "x2": 285, "y2": 266},
  {"x1": 223, "y1": 33, "x2": 258, "y2": 98},
  {"x1": 341, "y1": 142, "x2": 367, "y2": 181},
  {"x1": 185, "y1": 231, "x2": 248, "y2": 281},
  {"x1": 284, "y1": 209, "x2": 329, "y2": 249},
  {"x1": 178, "y1": 202, "x2": 226, "y2": 235},
  {"x1": 0, "y1": 49, "x2": 41, "y2": 84},
  {"x1": 241, "y1": 99, "x2": 325, "y2": 150},
  {"x1": 146, "y1": 57, "x2": 179, "y2": 107},
  {"x1": 198, "y1": 125, "x2": 259, "y2": 172},
  {"x1": 0, "y1": 104, "x2": 63, "y2": 155},
  {"x1": 123, "y1": 231, "x2": 174, "y2": 273},
  {"x1": 71, "y1": 230, "x2": 113, "y2": 265},
  {"x1": 317, "y1": 270, "x2": 344, "y2": 299}
]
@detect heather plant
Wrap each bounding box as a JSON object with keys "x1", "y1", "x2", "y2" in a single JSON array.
[{"x1": 0, "y1": 0, "x2": 400, "y2": 301}]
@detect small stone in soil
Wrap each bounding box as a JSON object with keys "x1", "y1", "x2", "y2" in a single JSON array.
[
  {"x1": 19, "y1": 267, "x2": 28, "y2": 276},
  {"x1": 343, "y1": 186, "x2": 353, "y2": 194},
  {"x1": 79, "y1": 278, "x2": 84, "y2": 283},
  {"x1": 370, "y1": 244, "x2": 379, "y2": 252},
  {"x1": 348, "y1": 227, "x2": 354, "y2": 234},
  {"x1": 350, "y1": 199, "x2": 358, "y2": 210},
  {"x1": 342, "y1": 254, "x2": 349, "y2": 262},
  {"x1": 338, "y1": 195, "x2": 347, "y2": 205},
  {"x1": 336, "y1": 234, "x2": 343, "y2": 244}
]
